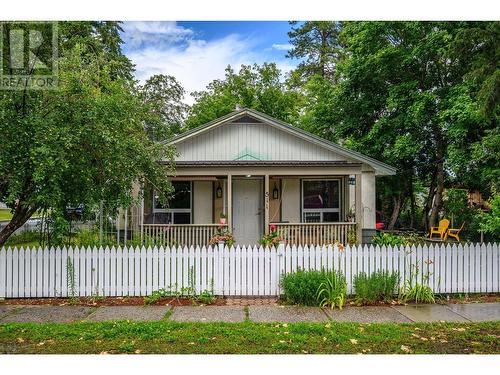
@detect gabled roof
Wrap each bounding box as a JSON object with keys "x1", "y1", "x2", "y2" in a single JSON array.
[{"x1": 169, "y1": 108, "x2": 397, "y2": 176}]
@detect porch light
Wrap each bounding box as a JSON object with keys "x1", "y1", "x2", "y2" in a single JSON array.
[
  {"x1": 272, "y1": 183, "x2": 279, "y2": 199},
  {"x1": 246, "y1": 174, "x2": 252, "y2": 178},
  {"x1": 348, "y1": 176, "x2": 356, "y2": 185},
  {"x1": 216, "y1": 183, "x2": 222, "y2": 198}
]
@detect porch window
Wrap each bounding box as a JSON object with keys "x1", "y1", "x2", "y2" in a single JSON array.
[
  {"x1": 302, "y1": 179, "x2": 341, "y2": 223},
  {"x1": 153, "y1": 181, "x2": 192, "y2": 224}
]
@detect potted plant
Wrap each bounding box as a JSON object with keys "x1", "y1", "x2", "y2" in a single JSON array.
[
  {"x1": 219, "y1": 212, "x2": 227, "y2": 225},
  {"x1": 209, "y1": 226, "x2": 234, "y2": 247},
  {"x1": 260, "y1": 224, "x2": 283, "y2": 247}
]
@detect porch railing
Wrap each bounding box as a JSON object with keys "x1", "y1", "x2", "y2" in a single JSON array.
[
  {"x1": 143, "y1": 224, "x2": 226, "y2": 247},
  {"x1": 272, "y1": 222, "x2": 357, "y2": 246}
]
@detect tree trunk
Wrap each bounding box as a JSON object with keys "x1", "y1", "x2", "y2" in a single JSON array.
[
  {"x1": 421, "y1": 169, "x2": 437, "y2": 230},
  {"x1": 429, "y1": 140, "x2": 445, "y2": 228},
  {"x1": 0, "y1": 204, "x2": 37, "y2": 246},
  {"x1": 388, "y1": 193, "x2": 404, "y2": 230},
  {"x1": 409, "y1": 179, "x2": 416, "y2": 229}
]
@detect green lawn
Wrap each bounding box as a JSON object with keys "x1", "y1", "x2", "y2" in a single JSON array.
[
  {"x1": 0, "y1": 209, "x2": 12, "y2": 221},
  {"x1": 0, "y1": 321, "x2": 499, "y2": 354},
  {"x1": 0, "y1": 209, "x2": 42, "y2": 221}
]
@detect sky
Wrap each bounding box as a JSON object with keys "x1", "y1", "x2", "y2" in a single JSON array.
[{"x1": 120, "y1": 21, "x2": 298, "y2": 104}]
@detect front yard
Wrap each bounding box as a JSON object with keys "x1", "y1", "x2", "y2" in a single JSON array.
[{"x1": 1, "y1": 321, "x2": 499, "y2": 354}]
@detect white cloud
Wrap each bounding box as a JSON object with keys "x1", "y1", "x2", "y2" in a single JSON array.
[
  {"x1": 272, "y1": 43, "x2": 293, "y2": 51},
  {"x1": 126, "y1": 32, "x2": 296, "y2": 105},
  {"x1": 122, "y1": 21, "x2": 194, "y2": 48}
]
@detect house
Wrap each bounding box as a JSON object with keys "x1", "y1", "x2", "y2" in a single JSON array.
[{"x1": 136, "y1": 108, "x2": 396, "y2": 246}]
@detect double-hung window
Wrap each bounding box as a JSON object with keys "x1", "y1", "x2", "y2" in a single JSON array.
[
  {"x1": 153, "y1": 181, "x2": 192, "y2": 224},
  {"x1": 302, "y1": 179, "x2": 341, "y2": 223}
]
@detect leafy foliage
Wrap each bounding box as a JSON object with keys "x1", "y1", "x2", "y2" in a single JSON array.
[
  {"x1": 353, "y1": 271, "x2": 400, "y2": 304},
  {"x1": 479, "y1": 191, "x2": 500, "y2": 242},
  {"x1": 371, "y1": 232, "x2": 424, "y2": 246},
  {"x1": 281, "y1": 269, "x2": 345, "y2": 306},
  {"x1": 291, "y1": 21, "x2": 499, "y2": 232},
  {"x1": 286, "y1": 21, "x2": 342, "y2": 84},
  {"x1": 281, "y1": 269, "x2": 327, "y2": 306},
  {"x1": 141, "y1": 74, "x2": 189, "y2": 140},
  {"x1": 401, "y1": 283, "x2": 435, "y2": 304},
  {"x1": 317, "y1": 271, "x2": 347, "y2": 309},
  {"x1": 0, "y1": 22, "x2": 175, "y2": 246},
  {"x1": 186, "y1": 63, "x2": 303, "y2": 129}
]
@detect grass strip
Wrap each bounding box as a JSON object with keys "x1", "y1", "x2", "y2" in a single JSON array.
[{"x1": 1, "y1": 321, "x2": 499, "y2": 354}]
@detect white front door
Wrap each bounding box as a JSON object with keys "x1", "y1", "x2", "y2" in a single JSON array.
[{"x1": 232, "y1": 178, "x2": 263, "y2": 245}]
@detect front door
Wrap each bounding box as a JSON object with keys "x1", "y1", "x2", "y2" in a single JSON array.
[{"x1": 232, "y1": 178, "x2": 263, "y2": 245}]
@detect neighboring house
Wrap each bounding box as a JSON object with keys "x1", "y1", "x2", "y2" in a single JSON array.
[{"x1": 130, "y1": 108, "x2": 396, "y2": 246}]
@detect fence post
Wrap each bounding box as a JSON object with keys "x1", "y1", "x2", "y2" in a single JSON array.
[
  {"x1": 218, "y1": 241, "x2": 225, "y2": 295},
  {"x1": 277, "y1": 242, "x2": 286, "y2": 295}
]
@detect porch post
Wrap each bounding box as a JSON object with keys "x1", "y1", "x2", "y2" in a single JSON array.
[
  {"x1": 355, "y1": 173, "x2": 363, "y2": 244},
  {"x1": 227, "y1": 174, "x2": 232, "y2": 230},
  {"x1": 264, "y1": 174, "x2": 270, "y2": 235}
]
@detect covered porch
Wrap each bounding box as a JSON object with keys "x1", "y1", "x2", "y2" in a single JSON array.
[{"x1": 140, "y1": 162, "x2": 376, "y2": 246}]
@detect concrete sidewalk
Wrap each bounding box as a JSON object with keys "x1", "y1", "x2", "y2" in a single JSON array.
[{"x1": 0, "y1": 303, "x2": 499, "y2": 324}]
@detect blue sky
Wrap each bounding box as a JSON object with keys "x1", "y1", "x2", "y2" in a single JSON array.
[{"x1": 121, "y1": 21, "x2": 298, "y2": 103}]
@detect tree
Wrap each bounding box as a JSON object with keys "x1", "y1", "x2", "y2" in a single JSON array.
[
  {"x1": 186, "y1": 63, "x2": 303, "y2": 129},
  {"x1": 294, "y1": 21, "x2": 499, "y2": 230},
  {"x1": 0, "y1": 22, "x2": 175, "y2": 246},
  {"x1": 286, "y1": 21, "x2": 342, "y2": 84},
  {"x1": 141, "y1": 74, "x2": 189, "y2": 140}
]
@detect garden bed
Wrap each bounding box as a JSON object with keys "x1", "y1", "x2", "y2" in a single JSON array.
[{"x1": 0, "y1": 296, "x2": 226, "y2": 307}]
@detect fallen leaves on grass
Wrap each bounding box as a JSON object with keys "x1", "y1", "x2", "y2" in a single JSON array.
[
  {"x1": 349, "y1": 339, "x2": 358, "y2": 345},
  {"x1": 400, "y1": 345, "x2": 412, "y2": 353}
]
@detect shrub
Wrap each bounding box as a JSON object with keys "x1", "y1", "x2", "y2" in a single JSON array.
[
  {"x1": 479, "y1": 192, "x2": 500, "y2": 242},
  {"x1": 317, "y1": 271, "x2": 347, "y2": 309},
  {"x1": 401, "y1": 283, "x2": 435, "y2": 304},
  {"x1": 371, "y1": 232, "x2": 424, "y2": 246},
  {"x1": 281, "y1": 269, "x2": 325, "y2": 305},
  {"x1": 281, "y1": 269, "x2": 346, "y2": 307},
  {"x1": 371, "y1": 232, "x2": 406, "y2": 246},
  {"x1": 353, "y1": 271, "x2": 400, "y2": 304}
]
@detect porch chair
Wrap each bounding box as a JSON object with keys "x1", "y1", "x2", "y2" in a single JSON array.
[
  {"x1": 429, "y1": 218, "x2": 450, "y2": 240},
  {"x1": 446, "y1": 222, "x2": 465, "y2": 242}
]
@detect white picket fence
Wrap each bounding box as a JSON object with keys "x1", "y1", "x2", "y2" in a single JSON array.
[{"x1": 0, "y1": 243, "x2": 499, "y2": 298}]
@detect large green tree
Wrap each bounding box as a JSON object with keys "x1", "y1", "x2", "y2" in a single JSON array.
[
  {"x1": 0, "y1": 22, "x2": 174, "y2": 246},
  {"x1": 286, "y1": 21, "x2": 343, "y2": 84},
  {"x1": 186, "y1": 63, "x2": 304, "y2": 129},
  {"x1": 141, "y1": 74, "x2": 189, "y2": 141},
  {"x1": 294, "y1": 21, "x2": 499, "y2": 230}
]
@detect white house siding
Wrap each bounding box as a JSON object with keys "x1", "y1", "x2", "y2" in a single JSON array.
[
  {"x1": 280, "y1": 178, "x2": 300, "y2": 223},
  {"x1": 193, "y1": 181, "x2": 213, "y2": 224},
  {"x1": 175, "y1": 122, "x2": 350, "y2": 162}
]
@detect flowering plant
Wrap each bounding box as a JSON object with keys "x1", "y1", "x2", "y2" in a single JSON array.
[
  {"x1": 260, "y1": 224, "x2": 283, "y2": 247},
  {"x1": 209, "y1": 225, "x2": 234, "y2": 247}
]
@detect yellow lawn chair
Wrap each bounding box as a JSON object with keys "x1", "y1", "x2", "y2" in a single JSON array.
[
  {"x1": 446, "y1": 223, "x2": 465, "y2": 242},
  {"x1": 429, "y1": 218, "x2": 449, "y2": 240}
]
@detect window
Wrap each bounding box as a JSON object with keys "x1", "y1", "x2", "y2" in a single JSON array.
[
  {"x1": 302, "y1": 179, "x2": 341, "y2": 223},
  {"x1": 153, "y1": 181, "x2": 192, "y2": 224}
]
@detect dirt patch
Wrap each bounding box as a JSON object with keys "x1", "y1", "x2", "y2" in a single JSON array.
[{"x1": 0, "y1": 296, "x2": 226, "y2": 307}]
